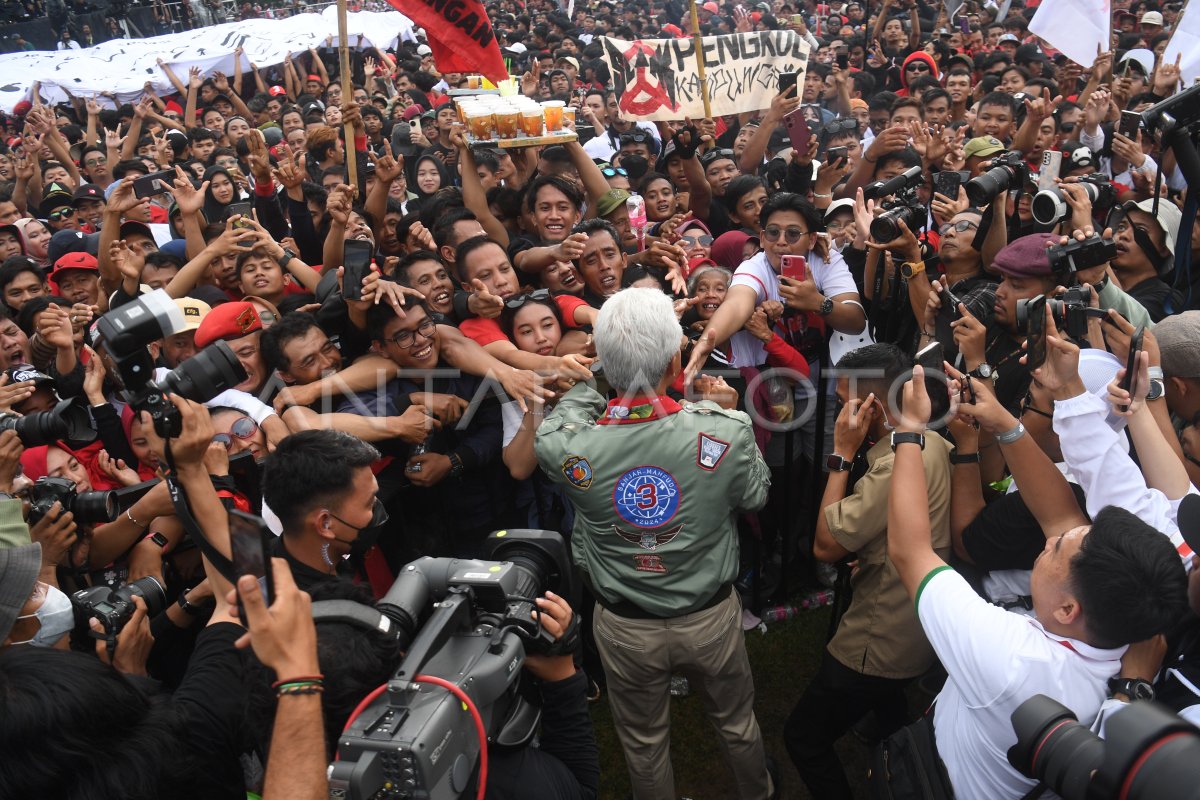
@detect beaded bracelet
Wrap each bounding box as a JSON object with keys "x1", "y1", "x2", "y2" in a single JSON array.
[
  {"x1": 276, "y1": 681, "x2": 324, "y2": 697},
  {"x1": 271, "y1": 674, "x2": 324, "y2": 690}
]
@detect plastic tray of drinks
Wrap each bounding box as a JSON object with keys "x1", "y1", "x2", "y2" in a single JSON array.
[
  {"x1": 464, "y1": 130, "x2": 579, "y2": 148},
  {"x1": 447, "y1": 88, "x2": 501, "y2": 96}
]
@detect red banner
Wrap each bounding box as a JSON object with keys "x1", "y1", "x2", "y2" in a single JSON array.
[{"x1": 386, "y1": 0, "x2": 508, "y2": 83}]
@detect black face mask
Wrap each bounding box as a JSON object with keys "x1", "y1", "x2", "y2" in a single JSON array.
[
  {"x1": 330, "y1": 498, "x2": 390, "y2": 559},
  {"x1": 619, "y1": 154, "x2": 649, "y2": 183}
]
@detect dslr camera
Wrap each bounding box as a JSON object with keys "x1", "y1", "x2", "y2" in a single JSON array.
[
  {"x1": 1009, "y1": 693, "x2": 1200, "y2": 800},
  {"x1": 1046, "y1": 233, "x2": 1118, "y2": 283},
  {"x1": 1031, "y1": 173, "x2": 1117, "y2": 227},
  {"x1": 864, "y1": 166, "x2": 925, "y2": 242},
  {"x1": 96, "y1": 289, "x2": 247, "y2": 437},
  {"x1": 0, "y1": 397, "x2": 97, "y2": 448},
  {"x1": 27, "y1": 475, "x2": 117, "y2": 527},
  {"x1": 965, "y1": 151, "x2": 1028, "y2": 206},
  {"x1": 71, "y1": 576, "x2": 167, "y2": 647},
  {"x1": 1016, "y1": 285, "x2": 1095, "y2": 339}
]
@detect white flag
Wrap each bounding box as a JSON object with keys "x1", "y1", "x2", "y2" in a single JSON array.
[
  {"x1": 1028, "y1": 0, "x2": 1111, "y2": 69},
  {"x1": 1163, "y1": 1, "x2": 1200, "y2": 87}
]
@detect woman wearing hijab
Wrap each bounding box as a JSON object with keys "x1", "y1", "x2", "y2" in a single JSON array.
[
  {"x1": 200, "y1": 165, "x2": 242, "y2": 225},
  {"x1": 13, "y1": 219, "x2": 51, "y2": 268},
  {"x1": 407, "y1": 153, "x2": 453, "y2": 201}
]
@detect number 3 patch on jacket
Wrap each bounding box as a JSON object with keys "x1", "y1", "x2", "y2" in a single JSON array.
[
  {"x1": 697, "y1": 434, "x2": 730, "y2": 471},
  {"x1": 613, "y1": 466, "x2": 681, "y2": 528}
]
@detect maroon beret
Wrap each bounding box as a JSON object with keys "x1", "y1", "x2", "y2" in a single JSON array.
[{"x1": 991, "y1": 233, "x2": 1057, "y2": 279}]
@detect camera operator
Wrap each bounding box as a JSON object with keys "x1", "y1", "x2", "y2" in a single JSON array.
[
  {"x1": 880, "y1": 352, "x2": 1188, "y2": 800},
  {"x1": 1108, "y1": 199, "x2": 1183, "y2": 322},
  {"x1": 0, "y1": 395, "x2": 253, "y2": 800}
]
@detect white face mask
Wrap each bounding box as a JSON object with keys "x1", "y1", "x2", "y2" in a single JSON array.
[{"x1": 11, "y1": 584, "x2": 74, "y2": 647}]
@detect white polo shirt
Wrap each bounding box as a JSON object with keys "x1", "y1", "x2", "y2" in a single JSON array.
[
  {"x1": 917, "y1": 566, "x2": 1124, "y2": 800},
  {"x1": 727, "y1": 248, "x2": 858, "y2": 368}
]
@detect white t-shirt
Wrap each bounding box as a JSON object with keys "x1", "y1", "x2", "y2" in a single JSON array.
[
  {"x1": 918, "y1": 567, "x2": 1124, "y2": 800},
  {"x1": 727, "y1": 248, "x2": 858, "y2": 367},
  {"x1": 581, "y1": 121, "x2": 660, "y2": 163}
]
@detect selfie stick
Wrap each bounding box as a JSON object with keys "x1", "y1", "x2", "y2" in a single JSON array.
[
  {"x1": 337, "y1": 0, "x2": 359, "y2": 196},
  {"x1": 689, "y1": 0, "x2": 713, "y2": 119}
]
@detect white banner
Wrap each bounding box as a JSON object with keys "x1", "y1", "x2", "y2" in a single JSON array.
[
  {"x1": 599, "y1": 31, "x2": 810, "y2": 122},
  {"x1": 1028, "y1": 0, "x2": 1111, "y2": 69},
  {"x1": 1163, "y1": 0, "x2": 1200, "y2": 86},
  {"x1": 0, "y1": 7, "x2": 416, "y2": 113}
]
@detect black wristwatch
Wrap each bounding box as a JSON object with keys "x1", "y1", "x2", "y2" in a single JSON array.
[
  {"x1": 278, "y1": 247, "x2": 297, "y2": 270},
  {"x1": 1108, "y1": 676, "x2": 1155, "y2": 701},
  {"x1": 969, "y1": 363, "x2": 995, "y2": 380},
  {"x1": 950, "y1": 450, "x2": 980, "y2": 465},
  {"x1": 177, "y1": 593, "x2": 213, "y2": 617},
  {"x1": 818, "y1": 297, "x2": 835, "y2": 316},
  {"x1": 890, "y1": 431, "x2": 925, "y2": 451},
  {"x1": 826, "y1": 453, "x2": 852, "y2": 472}
]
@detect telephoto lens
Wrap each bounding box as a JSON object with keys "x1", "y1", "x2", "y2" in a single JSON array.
[
  {"x1": 27, "y1": 476, "x2": 118, "y2": 526},
  {"x1": 0, "y1": 397, "x2": 98, "y2": 448}
]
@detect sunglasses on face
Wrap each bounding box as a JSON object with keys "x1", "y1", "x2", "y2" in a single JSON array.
[
  {"x1": 906, "y1": 63, "x2": 931, "y2": 72},
  {"x1": 680, "y1": 234, "x2": 714, "y2": 247},
  {"x1": 505, "y1": 288, "x2": 552, "y2": 310},
  {"x1": 48, "y1": 208, "x2": 75, "y2": 221},
  {"x1": 601, "y1": 166, "x2": 627, "y2": 177},
  {"x1": 762, "y1": 225, "x2": 811, "y2": 244},
  {"x1": 386, "y1": 316, "x2": 437, "y2": 349},
  {"x1": 212, "y1": 416, "x2": 259, "y2": 449}
]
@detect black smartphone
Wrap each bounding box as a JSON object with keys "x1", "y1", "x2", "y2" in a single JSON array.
[
  {"x1": 228, "y1": 509, "x2": 275, "y2": 626},
  {"x1": 778, "y1": 71, "x2": 798, "y2": 96},
  {"x1": 1025, "y1": 294, "x2": 1048, "y2": 370},
  {"x1": 916, "y1": 340, "x2": 951, "y2": 423},
  {"x1": 227, "y1": 201, "x2": 253, "y2": 226},
  {"x1": 937, "y1": 282, "x2": 963, "y2": 321},
  {"x1": 1120, "y1": 325, "x2": 1145, "y2": 412},
  {"x1": 133, "y1": 169, "x2": 174, "y2": 199},
  {"x1": 1118, "y1": 110, "x2": 1141, "y2": 139},
  {"x1": 342, "y1": 239, "x2": 374, "y2": 302},
  {"x1": 836, "y1": 49, "x2": 849, "y2": 69},
  {"x1": 933, "y1": 170, "x2": 963, "y2": 199},
  {"x1": 826, "y1": 145, "x2": 848, "y2": 163}
]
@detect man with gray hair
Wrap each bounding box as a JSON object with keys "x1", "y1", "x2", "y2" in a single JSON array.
[{"x1": 534, "y1": 288, "x2": 776, "y2": 800}]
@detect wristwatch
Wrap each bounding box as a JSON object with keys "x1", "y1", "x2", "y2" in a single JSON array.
[
  {"x1": 1108, "y1": 676, "x2": 1155, "y2": 701},
  {"x1": 969, "y1": 363, "x2": 996, "y2": 380},
  {"x1": 890, "y1": 431, "x2": 925, "y2": 451},
  {"x1": 826, "y1": 453, "x2": 852, "y2": 472},
  {"x1": 950, "y1": 450, "x2": 981, "y2": 465},
  {"x1": 818, "y1": 297, "x2": 835, "y2": 316},
  {"x1": 900, "y1": 260, "x2": 926, "y2": 279},
  {"x1": 177, "y1": 592, "x2": 213, "y2": 617},
  {"x1": 146, "y1": 531, "x2": 170, "y2": 549},
  {"x1": 1147, "y1": 378, "x2": 1165, "y2": 401},
  {"x1": 278, "y1": 247, "x2": 297, "y2": 270}
]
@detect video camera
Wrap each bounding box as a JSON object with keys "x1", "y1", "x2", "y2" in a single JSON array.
[
  {"x1": 328, "y1": 529, "x2": 575, "y2": 800},
  {"x1": 1009, "y1": 693, "x2": 1200, "y2": 800},
  {"x1": 71, "y1": 575, "x2": 167, "y2": 651},
  {"x1": 1016, "y1": 286, "x2": 1100, "y2": 339},
  {"x1": 1046, "y1": 233, "x2": 1118, "y2": 284},
  {"x1": 1140, "y1": 82, "x2": 1200, "y2": 191},
  {"x1": 96, "y1": 289, "x2": 247, "y2": 437},
  {"x1": 1031, "y1": 174, "x2": 1117, "y2": 227},
  {"x1": 864, "y1": 166, "x2": 925, "y2": 242},
  {"x1": 966, "y1": 151, "x2": 1028, "y2": 206},
  {"x1": 27, "y1": 475, "x2": 117, "y2": 527}
]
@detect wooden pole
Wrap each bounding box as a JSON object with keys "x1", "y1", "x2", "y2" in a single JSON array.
[
  {"x1": 689, "y1": 0, "x2": 713, "y2": 119},
  {"x1": 337, "y1": 0, "x2": 359, "y2": 196}
]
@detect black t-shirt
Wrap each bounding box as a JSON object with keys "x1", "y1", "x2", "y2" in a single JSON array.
[
  {"x1": 1126, "y1": 276, "x2": 1185, "y2": 322},
  {"x1": 984, "y1": 326, "x2": 1032, "y2": 415},
  {"x1": 270, "y1": 534, "x2": 353, "y2": 593},
  {"x1": 961, "y1": 483, "x2": 1088, "y2": 571}
]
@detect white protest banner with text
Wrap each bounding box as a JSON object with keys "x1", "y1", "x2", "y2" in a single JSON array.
[{"x1": 599, "y1": 31, "x2": 810, "y2": 122}]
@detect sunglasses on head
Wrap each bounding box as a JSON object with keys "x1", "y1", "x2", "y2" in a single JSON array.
[
  {"x1": 620, "y1": 132, "x2": 650, "y2": 144},
  {"x1": 48, "y1": 207, "x2": 75, "y2": 221},
  {"x1": 762, "y1": 225, "x2": 811, "y2": 244},
  {"x1": 822, "y1": 118, "x2": 860, "y2": 137},
  {"x1": 505, "y1": 288, "x2": 553, "y2": 310},
  {"x1": 212, "y1": 416, "x2": 258, "y2": 449},
  {"x1": 700, "y1": 148, "x2": 736, "y2": 166},
  {"x1": 601, "y1": 166, "x2": 627, "y2": 177}
]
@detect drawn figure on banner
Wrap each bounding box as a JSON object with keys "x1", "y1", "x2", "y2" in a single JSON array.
[{"x1": 603, "y1": 39, "x2": 681, "y2": 118}]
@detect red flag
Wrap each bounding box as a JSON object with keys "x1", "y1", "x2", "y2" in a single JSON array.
[{"x1": 386, "y1": 0, "x2": 508, "y2": 83}]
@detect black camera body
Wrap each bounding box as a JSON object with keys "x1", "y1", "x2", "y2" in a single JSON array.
[
  {"x1": 27, "y1": 475, "x2": 117, "y2": 527},
  {"x1": 966, "y1": 151, "x2": 1027, "y2": 206},
  {"x1": 96, "y1": 289, "x2": 248, "y2": 437},
  {"x1": 71, "y1": 576, "x2": 167, "y2": 643},
  {"x1": 865, "y1": 166, "x2": 925, "y2": 242},
  {"x1": 329, "y1": 530, "x2": 575, "y2": 800},
  {"x1": 1016, "y1": 286, "x2": 1093, "y2": 339},
  {"x1": 0, "y1": 397, "x2": 98, "y2": 448},
  {"x1": 1031, "y1": 173, "x2": 1117, "y2": 227},
  {"x1": 1046, "y1": 234, "x2": 1118, "y2": 283}
]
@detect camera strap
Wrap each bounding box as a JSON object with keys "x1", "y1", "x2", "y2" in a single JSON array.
[{"x1": 163, "y1": 464, "x2": 240, "y2": 588}]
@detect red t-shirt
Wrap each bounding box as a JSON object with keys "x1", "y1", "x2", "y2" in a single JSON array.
[{"x1": 459, "y1": 294, "x2": 588, "y2": 347}]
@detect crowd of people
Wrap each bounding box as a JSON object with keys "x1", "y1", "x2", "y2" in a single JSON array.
[{"x1": 0, "y1": 0, "x2": 1198, "y2": 797}]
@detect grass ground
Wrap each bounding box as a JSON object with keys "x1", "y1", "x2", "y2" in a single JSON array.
[{"x1": 586, "y1": 604, "x2": 935, "y2": 800}]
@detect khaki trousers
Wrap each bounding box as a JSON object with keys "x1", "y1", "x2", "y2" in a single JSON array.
[{"x1": 593, "y1": 590, "x2": 771, "y2": 800}]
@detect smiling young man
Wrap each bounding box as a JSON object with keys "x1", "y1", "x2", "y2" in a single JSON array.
[{"x1": 508, "y1": 175, "x2": 588, "y2": 279}]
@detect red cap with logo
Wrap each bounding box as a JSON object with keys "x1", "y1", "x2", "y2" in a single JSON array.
[
  {"x1": 195, "y1": 301, "x2": 263, "y2": 348},
  {"x1": 51, "y1": 252, "x2": 99, "y2": 282},
  {"x1": 268, "y1": 85, "x2": 288, "y2": 97}
]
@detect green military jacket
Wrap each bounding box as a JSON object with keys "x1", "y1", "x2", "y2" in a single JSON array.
[{"x1": 534, "y1": 384, "x2": 770, "y2": 618}]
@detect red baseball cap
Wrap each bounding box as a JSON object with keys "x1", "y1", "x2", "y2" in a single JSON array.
[
  {"x1": 12, "y1": 100, "x2": 31, "y2": 117},
  {"x1": 268, "y1": 85, "x2": 288, "y2": 97},
  {"x1": 306, "y1": 74, "x2": 323, "y2": 83},
  {"x1": 195, "y1": 301, "x2": 263, "y2": 348},
  {"x1": 51, "y1": 252, "x2": 99, "y2": 282}
]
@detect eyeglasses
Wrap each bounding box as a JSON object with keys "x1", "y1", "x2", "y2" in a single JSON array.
[
  {"x1": 700, "y1": 148, "x2": 736, "y2": 166},
  {"x1": 762, "y1": 225, "x2": 811, "y2": 244},
  {"x1": 906, "y1": 63, "x2": 932, "y2": 72},
  {"x1": 601, "y1": 166, "x2": 627, "y2": 177},
  {"x1": 47, "y1": 207, "x2": 75, "y2": 221},
  {"x1": 212, "y1": 416, "x2": 259, "y2": 449},
  {"x1": 505, "y1": 288, "x2": 552, "y2": 310},
  {"x1": 84, "y1": 156, "x2": 107, "y2": 167},
  {"x1": 939, "y1": 219, "x2": 979, "y2": 235},
  {"x1": 385, "y1": 316, "x2": 437, "y2": 349},
  {"x1": 820, "y1": 118, "x2": 859, "y2": 137},
  {"x1": 680, "y1": 234, "x2": 714, "y2": 247}
]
